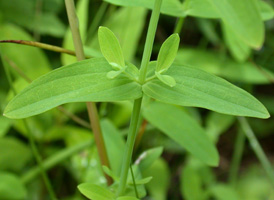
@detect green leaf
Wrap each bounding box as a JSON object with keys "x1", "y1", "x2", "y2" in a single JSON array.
[
  {"x1": 143, "y1": 102, "x2": 219, "y2": 166},
  {"x1": 155, "y1": 72, "x2": 176, "y2": 87},
  {"x1": 0, "y1": 137, "x2": 32, "y2": 171},
  {"x1": 136, "y1": 146, "x2": 163, "y2": 171},
  {"x1": 259, "y1": 1, "x2": 274, "y2": 21},
  {"x1": 101, "y1": 119, "x2": 125, "y2": 175},
  {"x1": 116, "y1": 197, "x2": 139, "y2": 200},
  {"x1": 107, "y1": 70, "x2": 124, "y2": 79},
  {"x1": 0, "y1": 24, "x2": 51, "y2": 80},
  {"x1": 4, "y1": 58, "x2": 142, "y2": 119},
  {"x1": 98, "y1": 26, "x2": 125, "y2": 68},
  {"x1": 222, "y1": 23, "x2": 251, "y2": 62},
  {"x1": 208, "y1": 0, "x2": 264, "y2": 48},
  {"x1": 180, "y1": 166, "x2": 205, "y2": 200},
  {"x1": 175, "y1": 49, "x2": 274, "y2": 84},
  {"x1": 0, "y1": 172, "x2": 27, "y2": 200},
  {"x1": 182, "y1": 0, "x2": 219, "y2": 18},
  {"x1": 143, "y1": 63, "x2": 269, "y2": 119},
  {"x1": 0, "y1": 116, "x2": 12, "y2": 137},
  {"x1": 142, "y1": 158, "x2": 170, "y2": 200},
  {"x1": 209, "y1": 184, "x2": 239, "y2": 200},
  {"x1": 156, "y1": 34, "x2": 180, "y2": 73},
  {"x1": 103, "y1": 0, "x2": 185, "y2": 17},
  {"x1": 78, "y1": 183, "x2": 115, "y2": 200}
]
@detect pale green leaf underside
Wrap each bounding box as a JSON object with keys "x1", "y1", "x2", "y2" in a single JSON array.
[
  {"x1": 98, "y1": 26, "x2": 125, "y2": 67},
  {"x1": 156, "y1": 34, "x2": 180, "y2": 72},
  {"x1": 143, "y1": 102, "x2": 219, "y2": 166},
  {"x1": 78, "y1": 183, "x2": 115, "y2": 200},
  {"x1": 143, "y1": 63, "x2": 269, "y2": 119},
  {"x1": 4, "y1": 58, "x2": 142, "y2": 119}
]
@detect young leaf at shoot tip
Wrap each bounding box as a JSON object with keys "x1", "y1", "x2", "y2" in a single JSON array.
[
  {"x1": 156, "y1": 33, "x2": 180, "y2": 73},
  {"x1": 98, "y1": 26, "x2": 125, "y2": 69}
]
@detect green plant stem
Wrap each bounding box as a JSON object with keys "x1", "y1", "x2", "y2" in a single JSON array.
[
  {"x1": 174, "y1": 17, "x2": 185, "y2": 34},
  {"x1": 228, "y1": 129, "x2": 245, "y2": 185},
  {"x1": 2, "y1": 56, "x2": 57, "y2": 200},
  {"x1": 117, "y1": 0, "x2": 163, "y2": 196},
  {"x1": 139, "y1": 0, "x2": 163, "y2": 83},
  {"x1": 86, "y1": 2, "x2": 108, "y2": 44},
  {"x1": 238, "y1": 117, "x2": 274, "y2": 186},
  {"x1": 22, "y1": 140, "x2": 93, "y2": 184},
  {"x1": 64, "y1": 0, "x2": 112, "y2": 185},
  {"x1": 130, "y1": 165, "x2": 139, "y2": 198},
  {"x1": 0, "y1": 40, "x2": 92, "y2": 58}
]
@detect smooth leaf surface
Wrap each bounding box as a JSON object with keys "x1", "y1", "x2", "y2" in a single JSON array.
[
  {"x1": 142, "y1": 158, "x2": 170, "y2": 200},
  {"x1": 0, "y1": 172, "x2": 27, "y2": 200},
  {"x1": 101, "y1": 119, "x2": 125, "y2": 175},
  {"x1": 78, "y1": 183, "x2": 115, "y2": 200},
  {"x1": 116, "y1": 197, "x2": 139, "y2": 200},
  {"x1": 155, "y1": 73, "x2": 176, "y2": 87},
  {"x1": 180, "y1": 165, "x2": 205, "y2": 200},
  {"x1": 210, "y1": 184, "x2": 239, "y2": 200},
  {"x1": 143, "y1": 102, "x2": 219, "y2": 166},
  {"x1": 98, "y1": 26, "x2": 125, "y2": 68},
  {"x1": 208, "y1": 0, "x2": 264, "y2": 48},
  {"x1": 143, "y1": 63, "x2": 269, "y2": 119},
  {"x1": 4, "y1": 58, "x2": 142, "y2": 119},
  {"x1": 103, "y1": 0, "x2": 185, "y2": 17},
  {"x1": 156, "y1": 34, "x2": 180, "y2": 72},
  {"x1": 175, "y1": 49, "x2": 274, "y2": 84},
  {"x1": 136, "y1": 146, "x2": 163, "y2": 171},
  {"x1": 259, "y1": 1, "x2": 274, "y2": 20}
]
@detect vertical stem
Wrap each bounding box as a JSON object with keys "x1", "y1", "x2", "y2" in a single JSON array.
[
  {"x1": 229, "y1": 129, "x2": 245, "y2": 185},
  {"x1": 238, "y1": 117, "x2": 274, "y2": 186},
  {"x1": 173, "y1": 17, "x2": 185, "y2": 34},
  {"x1": 2, "y1": 57, "x2": 57, "y2": 200},
  {"x1": 139, "y1": 0, "x2": 163, "y2": 83},
  {"x1": 117, "y1": 0, "x2": 163, "y2": 196},
  {"x1": 64, "y1": 0, "x2": 112, "y2": 185},
  {"x1": 130, "y1": 165, "x2": 139, "y2": 198}
]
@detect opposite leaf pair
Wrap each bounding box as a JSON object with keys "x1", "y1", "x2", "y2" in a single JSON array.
[{"x1": 98, "y1": 26, "x2": 179, "y2": 87}]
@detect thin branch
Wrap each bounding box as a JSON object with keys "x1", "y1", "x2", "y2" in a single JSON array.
[{"x1": 0, "y1": 40, "x2": 91, "y2": 58}]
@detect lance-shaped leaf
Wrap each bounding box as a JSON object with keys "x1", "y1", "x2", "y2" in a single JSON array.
[
  {"x1": 143, "y1": 102, "x2": 219, "y2": 166},
  {"x1": 208, "y1": 0, "x2": 264, "y2": 48},
  {"x1": 143, "y1": 63, "x2": 269, "y2": 119},
  {"x1": 4, "y1": 58, "x2": 142, "y2": 119},
  {"x1": 98, "y1": 26, "x2": 125, "y2": 69},
  {"x1": 78, "y1": 183, "x2": 115, "y2": 200},
  {"x1": 156, "y1": 34, "x2": 180, "y2": 73}
]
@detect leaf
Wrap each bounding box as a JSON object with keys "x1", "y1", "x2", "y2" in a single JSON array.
[
  {"x1": 208, "y1": 0, "x2": 264, "y2": 48},
  {"x1": 142, "y1": 158, "x2": 170, "y2": 200},
  {"x1": 0, "y1": 137, "x2": 32, "y2": 171},
  {"x1": 101, "y1": 119, "x2": 125, "y2": 175},
  {"x1": 222, "y1": 23, "x2": 251, "y2": 62},
  {"x1": 130, "y1": 176, "x2": 153, "y2": 185},
  {"x1": 143, "y1": 102, "x2": 219, "y2": 166},
  {"x1": 78, "y1": 183, "x2": 115, "y2": 200},
  {"x1": 182, "y1": 0, "x2": 219, "y2": 18},
  {"x1": 180, "y1": 166, "x2": 205, "y2": 200},
  {"x1": 103, "y1": 0, "x2": 185, "y2": 17},
  {"x1": 259, "y1": 1, "x2": 274, "y2": 21},
  {"x1": 98, "y1": 26, "x2": 125, "y2": 68},
  {"x1": 0, "y1": 24, "x2": 51, "y2": 80},
  {"x1": 156, "y1": 34, "x2": 180, "y2": 73},
  {"x1": 0, "y1": 116, "x2": 12, "y2": 137},
  {"x1": 116, "y1": 197, "x2": 139, "y2": 200},
  {"x1": 107, "y1": 70, "x2": 124, "y2": 79},
  {"x1": 143, "y1": 63, "x2": 270, "y2": 119},
  {"x1": 175, "y1": 49, "x2": 274, "y2": 84},
  {"x1": 135, "y1": 146, "x2": 164, "y2": 171},
  {"x1": 155, "y1": 72, "x2": 176, "y2": 87},
  {"x1": 209, "y1": 184, "x2": 239, "y2": 200},
  {"x1": 0, "y1": 172, "x2": 27, "y2": 200},
  {"x1": 4, "y1": 58, "x2": 142, "y2": 119},
  {"x1": 205, "y1": 112, "x2": 235, "y2": 143}
]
